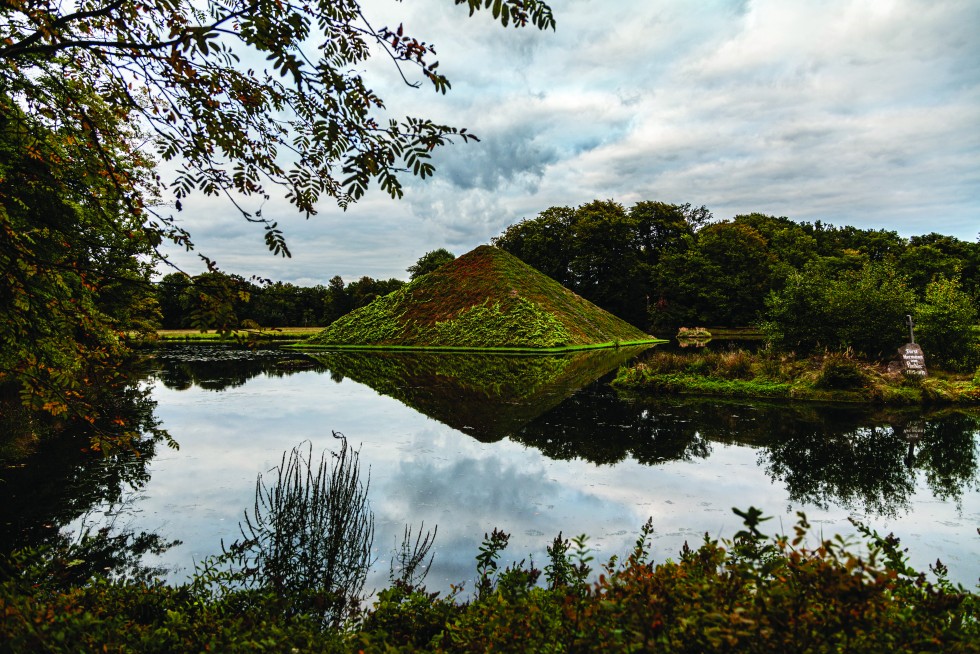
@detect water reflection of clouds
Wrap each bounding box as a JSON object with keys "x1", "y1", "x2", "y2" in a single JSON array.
[
  {"x1": 83, "y1": 364, "x2": 980, "y2": 592},
  {"x1": 374, "y1": 437, "x2": 643, "y2": 592},
  {"x1": 137, "y1": 373, "x2": 420, "y2": 578}
]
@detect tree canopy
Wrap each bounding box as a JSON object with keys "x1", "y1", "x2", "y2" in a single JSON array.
[
  {"x1": 1, "y1": 89, "x2": 160, "y2": 440},
  {"x1": 0, "y1": 0, "x2": 555, "y2": 436},
  {"x1": 407, "y1": 248, "x2": 456, "y2": 280},
  {"x1": 494, "y1": 201, "x2": 980, "y2": 348},
  {"x1": 1, "y1": 0, "x2": 554, "y2": 257}
]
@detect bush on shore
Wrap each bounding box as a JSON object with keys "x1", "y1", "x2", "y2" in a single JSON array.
[
  {"x1": 614, "y1": 346, "x2": 980, "y2": 405},
  {"x1": 1, "y1": 509, "x2": 977, "y2": 653}
]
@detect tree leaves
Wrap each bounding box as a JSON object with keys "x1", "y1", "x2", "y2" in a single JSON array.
[
  {"x1": 0, "y1": 0, "x2": 555, "y2": 438},
  {"x1": 263, "y1": 222, "x2": 291, "y2": 258},
  {"x1": 0, "y1": 96, "x2": 163, "y2": 447},
  {"x1": 1, "y1": 0, "x2": 554, "y2": 254}
]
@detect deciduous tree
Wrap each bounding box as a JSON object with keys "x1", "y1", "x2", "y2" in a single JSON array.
[
  {"x1": 407, "y1": 248, "x2": 456, "y2": 280},
  {"x1": 0, "y1": 95, "x2": 159, "y2": 442},
  {"x1": 914, "y1": 275, "x2": 980, "y2": 371},
  {"x1": 763, "y1": 261, "x2": 917, "y2": 358},
  {"x1": 1, "y1": 0, "x2": 555, "y2": 257},
  {"x1": 1, "y1": 0, "x2": 555, "y2": 434}
]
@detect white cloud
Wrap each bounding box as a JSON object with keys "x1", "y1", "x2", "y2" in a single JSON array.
[{"x1": 157, "y1": 0, "x2": 980, "y2": 283}]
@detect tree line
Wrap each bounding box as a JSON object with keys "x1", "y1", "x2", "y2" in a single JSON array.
[
  {"x1": 156, "y1": 200, "x2": 978, "y2": 365},
  {"x1": 153, "y1": 248, "x2": 458, "y2": 329},
  {"x1": 154, "y1": 273, "x2": 404, "y2": 330},
  {"x1": 492, "y1": 200, "x2": 980, "y2": 337}
]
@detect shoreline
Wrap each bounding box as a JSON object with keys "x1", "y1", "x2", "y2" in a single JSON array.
[
  {"x1": 612, "y1": 350, "x2": 980, "y2": 405},
  {"x1": 288, "y1": 338, "x2": 665, "y2": 354}
]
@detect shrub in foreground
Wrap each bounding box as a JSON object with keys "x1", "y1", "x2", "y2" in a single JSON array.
[{"x1": 1, "y1": 509, "x2": 977, "y2": 652}]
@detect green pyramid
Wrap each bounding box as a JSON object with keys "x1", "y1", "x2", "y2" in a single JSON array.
[{"x1": 304, "y1": 245, "x2": 658, "y2": 350}]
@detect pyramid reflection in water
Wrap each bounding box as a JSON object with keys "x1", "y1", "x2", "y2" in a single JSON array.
[{"x1": 308, "y1": 346, "x2": 654, "y2": 442}]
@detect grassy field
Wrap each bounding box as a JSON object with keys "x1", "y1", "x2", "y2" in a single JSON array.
[{"x1": 155, "y1": 327, "x2": 323, "y2": 341}]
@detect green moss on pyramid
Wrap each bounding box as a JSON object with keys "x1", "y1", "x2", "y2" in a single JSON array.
[{"x1": 305, "y1": 245, "x2": 654, "y2": 350}]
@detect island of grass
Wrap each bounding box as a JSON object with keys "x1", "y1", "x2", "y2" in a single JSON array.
[
  {"x1": 613, "y1": 348, "x2": 980, "y2": 405},
  {"x1": 297, "y1": 245, "x2": 662, "y2": 352}
]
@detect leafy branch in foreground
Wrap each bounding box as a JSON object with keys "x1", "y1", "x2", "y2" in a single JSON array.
[
  {"x1": 0, "y1": 0, "x2": 554, "y2": 437},
  {"x1": 1, "y1": 0, "x2": 555, "y2": 252}
]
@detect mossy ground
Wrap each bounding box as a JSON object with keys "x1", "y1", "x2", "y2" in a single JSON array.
[
  {"x1": 614, "y1": 348, "x2": 980, "y2": 405},
  {"x1": 306, "y1": 245, "x2": 655, "y2": 349}
]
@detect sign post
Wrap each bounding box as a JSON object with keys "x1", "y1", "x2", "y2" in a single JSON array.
[{"x1": 898, "y1": 315, "x2": 926, "y2": 377}]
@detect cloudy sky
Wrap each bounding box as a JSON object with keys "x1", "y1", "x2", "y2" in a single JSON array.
[{"x1": 161, "y1": 0, "x2": 980, "y2": 285}]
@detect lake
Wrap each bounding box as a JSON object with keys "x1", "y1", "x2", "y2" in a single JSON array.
[{"x1": 2, "y1": 343, "x2": 978, "y2": 594}]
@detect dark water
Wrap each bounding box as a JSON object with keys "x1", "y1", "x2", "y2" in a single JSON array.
[{"x1": 2, "y1": 344, "x2": 978, "y2": 592}]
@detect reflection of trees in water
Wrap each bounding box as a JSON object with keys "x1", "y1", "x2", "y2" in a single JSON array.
[
  {"x1": 515, "y1": 390, "x2": 980, "y2": 517},
  {"x1": 150, "y1": 345, "x2": 325, "y2": 391},
  {"x1": 10, "y1": 518, "x2": 180, "y2": 589},
  {"x1": 910, "y1": 415, "x2": 980, "y2": 503},
  {"x1": 301, "y1": 346, "x2": 980, "y2": 516},
  {"x1": 0, "y1": 374, "x2": 180, "y2": 580},
  {"x1": 762, "y1": 410, "x2": 978, "y2": 516},
  {"x1": 764, "y1": 425, "x2": 915, "y2": 516},
  {"x1": 512, "y1": 386, "x2": 712, "y2": 465}
]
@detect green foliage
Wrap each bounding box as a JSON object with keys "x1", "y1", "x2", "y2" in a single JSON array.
[
  {"x1": 915, "y1": 276, "x2": 980, "y2": 372},
  {"x1": 360, "y1": 581, "x2": 461, "y2": 650},
  {"x1": 155, "y1": 271, "x2": 407, "y2": 330},
  {"x1": 1, "y1": 0, "x2": 554, "y2": 439},
  {"x1": 670, "y1": 220, "x2": 778, "y2": 327},
  {"x1": 1, "y1": 0, "x2": 554, "y2": 251},
  {"x1": 307, "y1": 246, "x2": 651, "y2": 349},
  {"x1": 616, "y1": 370, "x2": 793, "y2": 399},
  {"x1": 494, "y1": 200, "x2": 712, "y2": 328},
  {"x1": 815, "y1": 350, "x2": 869, "y2": 389},
  {"x1": 897, "y1": 233, "x2": 980, "y2": 297},
  {"x1": 0, "y1": 93, "x2": 164, "y2": 448},
  {"x1": 311, "y1": 287, "x2": 411, "y2": 345},
  {"x1": 2, "y1": 508, "x2": 978, "y2": 652},
  {"x1": 764, "y1": 260, "x2": 917, "y2": 357},
  {"x1": 407, "y1": 249, "x2": 457, "y2": 280},
  {"x1": 614, "y1": 348, "x2": 980, "y2": 405},
  {"x1": 225, "y1": 436, "x2": 374, "y2": 627},
  {"x1": 432, "y1": 298, "x2": 572, "y2": 348},
  {"x1": 492, "y1": 206, "x2": 577, "y2": 286},
  {"x1": 494, "y1": 204, "x2": 980, "y2": 334}
]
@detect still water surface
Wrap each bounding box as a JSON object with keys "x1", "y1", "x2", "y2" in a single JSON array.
[{"x1": 8, "y1": 344, "x2": 980, "y2": 592}]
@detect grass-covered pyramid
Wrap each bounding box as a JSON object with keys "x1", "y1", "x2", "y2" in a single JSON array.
[{"x1": 304, "y1": 245, "x2": 655, "y2": 350}]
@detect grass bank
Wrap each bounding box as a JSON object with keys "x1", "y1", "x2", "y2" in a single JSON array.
[
  {"x1": 154, "y1": 327, "x2": 323, "y2": 342},
  {"x1": 613, "y1": 348, "x2": 980, "y2": 405},
  {"x1": 290, "y1": 338, "x2": 664, "y2": 354}
]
